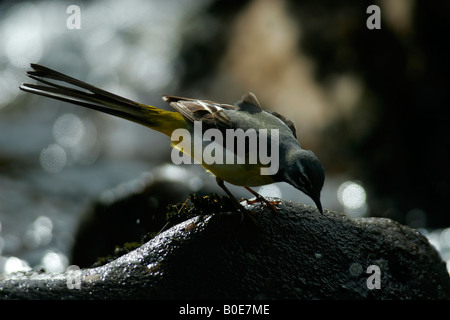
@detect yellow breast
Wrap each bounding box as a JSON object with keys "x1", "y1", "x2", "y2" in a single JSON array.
[{"x1": 201, "y1": 162, "x2": 275, "y2": 187}]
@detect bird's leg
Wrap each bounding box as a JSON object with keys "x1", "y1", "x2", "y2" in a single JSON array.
[
  {"x1": 215, "y1": 177, "x2": 263, "y2": 229},
  {"x1": 215, "y1": 177, "x2": 251, "y2": 214},
  {"x1": 243, "y1": 187, "x2": 280, "y2": 212}
]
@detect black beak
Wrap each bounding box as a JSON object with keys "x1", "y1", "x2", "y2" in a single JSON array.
[{"x1": 312, "y1": 194, "x2": 323, "y2": 214}]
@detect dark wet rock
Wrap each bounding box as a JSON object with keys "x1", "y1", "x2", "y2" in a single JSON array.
[
  {"x1": 71, "y1": 165, "x2": 217, "y2": 267},
  {"x1": 1, "y1": 199, "x2": 449, "y2": 299}
]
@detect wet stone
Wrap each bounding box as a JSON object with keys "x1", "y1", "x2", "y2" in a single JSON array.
[{"x1": 1, "y1": 199, "x2": 449, "y2": 299}]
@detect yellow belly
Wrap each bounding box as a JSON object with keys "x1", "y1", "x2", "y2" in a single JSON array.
[
  {"x1": 201, "y1": 162, "x2": 274, "y2": 187},
  {"x1": 171, "y1": 134, "x2": 276, "y2": 187}
]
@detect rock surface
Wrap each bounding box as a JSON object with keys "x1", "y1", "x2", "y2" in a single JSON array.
[{"x1": 1, "y1": 199, "x2": 449, "y2": 299}]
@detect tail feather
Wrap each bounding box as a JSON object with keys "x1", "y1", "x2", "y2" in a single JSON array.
[{"x1": 19, "y1": 64, "x2": 186, "y2": 136}]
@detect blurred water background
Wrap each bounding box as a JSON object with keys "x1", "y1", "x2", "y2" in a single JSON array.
[{"x1": 0, "y1": 0, "x2": 449, "y2": 276}]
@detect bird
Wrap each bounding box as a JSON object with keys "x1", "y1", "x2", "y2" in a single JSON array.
[{"x1": 19, "y1": 63, "x2": 325, "y2": 214}]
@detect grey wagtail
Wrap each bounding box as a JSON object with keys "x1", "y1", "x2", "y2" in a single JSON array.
[{"x1": 19, "y1": 64, "x2": 325, "y2": 214}]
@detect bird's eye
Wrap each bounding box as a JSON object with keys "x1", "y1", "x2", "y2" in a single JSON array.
[
  {"x1": 298, "y1": 175, "x2": 305, "y2": 185},
  {"x1": 299, "y1": 174, "x2": 310, "y2": 188}
]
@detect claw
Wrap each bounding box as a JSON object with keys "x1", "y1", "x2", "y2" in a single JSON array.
[
  {"x1": 243, "y1": 186, "x2": 280, "y2": 212},
  {"x1": 246, "y1": 198, "x2": 280, "y2": 211}
]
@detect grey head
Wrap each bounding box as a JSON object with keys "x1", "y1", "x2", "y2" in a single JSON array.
[{"x1": 279, "y1": 149, "x2": 325, "y2": 213}]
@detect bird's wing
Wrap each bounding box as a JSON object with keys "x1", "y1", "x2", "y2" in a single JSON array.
[
  {"x1": 163, "y1": 95, "x2": 236, "y2": 131},
  {"x1": 268, "y1": 111, "x2": 297, "y2": 139},
  {"x1": 164, "y1": 92, "x2": 297, "y2": 138},
  {"x1": 237, "y1": 92, "x2": 297, "y2": 138},
  {"x1": 234, "y1": 92, "x2": 263, "y2": 113}
]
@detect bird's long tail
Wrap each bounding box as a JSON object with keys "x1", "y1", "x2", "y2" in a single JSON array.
[{"x1": 19, "y1": 64, "x2": 186, "y2": 136}]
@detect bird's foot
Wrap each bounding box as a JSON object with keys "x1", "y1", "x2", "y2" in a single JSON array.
[
  {"x1": 242, "y1": 196, "x2": 279, "y2": 212},
  {"x1": 243, "y1": 187, "x2": 280, "y2": 212}
]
